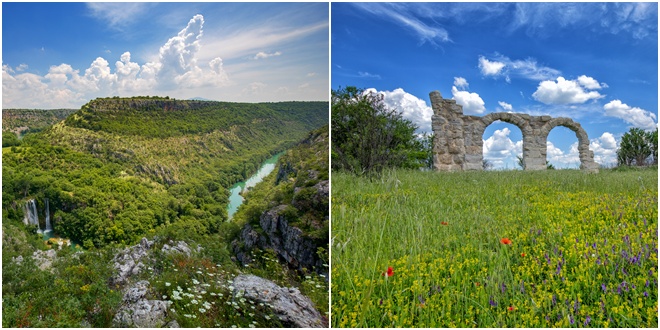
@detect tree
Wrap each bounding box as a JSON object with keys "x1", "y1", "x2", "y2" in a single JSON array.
[
  {"x1": 331, "y1": 86, "x2": 425, "y2": 175},
  {"x1": 617, "y1": 128, "x2": 657, "y2": 167},
  {"x1": 2, "y1": 131, "x2": 21, "y2": 147}
]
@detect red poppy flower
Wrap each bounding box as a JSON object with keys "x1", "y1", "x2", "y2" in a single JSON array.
[
  {"x1": 382, "y1": 266, "x2": 394, "y2": 277},
  {"x1": 508, "y1": 306, "x2": 515, "y2": 311},
  {"x1": 500, "y1": 238, "x2": 512, "y2": 245},
  {"x1": 475, "y1": 282, "x2": 481, "y2": 287},
  {"x1": 441, "y1": 221, "x2": 448, "y2": 226},
  {"x1": 521, "y1": 253, "x2": 526, "y2": 257}
]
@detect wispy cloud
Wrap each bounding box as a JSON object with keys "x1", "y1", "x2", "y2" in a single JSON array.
[
  {"x1": 358, "y1": 71, "x2": 381, "y2": 79},
  {"x1": 479, "y1": 54, "x2": 561, "y2": 82},
  {"x1": 253, "y1": 51, "x2": 282, "y2": 60},
  {"x1": 86, "y1": 2, "x2": 153, "y2": 31},
  {"x1": 199, "y1": 21, "x2": 327, "y2": 62},
  {"x1": 350, "y1": 3, "x2": 450, "y2": 45},
  {"x1": 509, "y1": 2, "x2": 657, "y2": 40}
]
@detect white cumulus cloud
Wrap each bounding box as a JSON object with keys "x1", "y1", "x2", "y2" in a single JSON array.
[
  {"x1": 483, "y1": 127, "x2": 523, "y2": 168},
  {"x1": 364, "y1": 87, "x2": 433, "y2": 133},
  {"x1": 453, "y1": 77, "x2": 469, "y2": 90},
  {"x1": 546, "y1": 141, "x2": 580, "y2": 168},
  {"x1": 532, "y1": 76, "x2": 604, "y2": 105},
  {"x1": 451, "y1": 86, "x2": 485, "y2": 115},
  {"x1": 498, "y1": 101, "x2": 513, "y2": 112},
  {"x1": 590, "y1": 132, "x2": 619, "y2": 166},
  {"x1": 478, "y1": 56, "x2": 505, "y2": 76},
  {"x1": 2, "y1": 14, "x2": 231, "y2": 109},
  {"x1": 603, "y1": 100, "x2": 657, "y2": 131}
]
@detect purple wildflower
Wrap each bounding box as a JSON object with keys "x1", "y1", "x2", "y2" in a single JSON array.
[
  {"x1": 592, "y1": 242, "x2": 597, "y2": 249},
  {"x1": 644, "y1": 291, "x2": 648, "y2": 297},
  {"x1": 379, "y1": 299, "x2": 383, "y2": 305},
  {"x1": 646, "y1": 279, "x2": 649, "y2": 287},
  {"x1": 489, "y1": 296, "x2": 497, "y2": 307},
  {"x1": 584, "y1": 315, "x2": 591, "y2": 326},
  {"x1": 500, "y1": 283, "x2": 507, "y2": 294},
  {"x1": 569, "y1": 315, "x2": 574, "y2": 325},
  {"x1": 573, "y1": 300, "x2": 580, "y2": 313},
  {"x1": 601, "y1": 283, "x2": 606, "y2": 293},
  {"x1": 555, "y1": 263, "x2": 562, "y2": 275},
  {"x1": 552, "y1": 294, "x2": 557, "y2": 306}
]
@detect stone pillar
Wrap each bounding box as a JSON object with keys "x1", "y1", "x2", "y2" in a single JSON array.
[{"x1": 430, "y1": 91, "x2": 464, "y2": 171}]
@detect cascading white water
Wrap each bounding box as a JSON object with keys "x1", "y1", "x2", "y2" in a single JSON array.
[
  {"x1": 44, "y1": 198, "x2": 52, "y2": 232},
  {"x1": 23, "y1": 199, "x2": 42, "y2": 233}
]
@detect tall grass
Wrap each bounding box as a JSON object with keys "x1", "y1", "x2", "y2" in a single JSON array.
[{"x1": 331, "y1": 169, "x2": 658, "y2": 327}]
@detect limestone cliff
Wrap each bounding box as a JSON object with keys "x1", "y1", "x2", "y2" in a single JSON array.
[{"x1": 232, "y1": 126, "x2": 329, "y2": 277}]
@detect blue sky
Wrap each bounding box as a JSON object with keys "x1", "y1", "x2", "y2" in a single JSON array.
[
  {"x1": 2, "y1": 2, "x2": 329, "y2": 108},
  {"x1": 332, "y1": 2, "x2": 658, "y2": 169}
]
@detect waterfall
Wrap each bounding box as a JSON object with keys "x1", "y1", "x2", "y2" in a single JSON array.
[
  {"x1": 44, "y1": 198, "x2": 52, "y2": 232},
  {"x1": 23, "y1": 199, "x2": 42, "y2": 233}
]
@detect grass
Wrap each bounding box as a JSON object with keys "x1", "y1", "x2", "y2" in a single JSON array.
[{"x1": 331, "y1": 168, "x2": 658, "y2": 327}]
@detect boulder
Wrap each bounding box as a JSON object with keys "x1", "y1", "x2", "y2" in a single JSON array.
[
  {"x1": 112, "y1": 280, "x2": 173, "y2": 328},
  {"x1": 161, "y1": 240, "x2": 191, "y2": 257},
  {"x1": 232, "y1": 274, "x2": 325, "y2": 328},
  {"x1": 111, "y1": 237, "x2": 154, "y2": 286}
]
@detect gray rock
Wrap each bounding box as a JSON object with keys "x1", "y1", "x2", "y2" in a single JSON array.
[
  {"x1": 232, "y1": 274, "x2": 325, "y2": 328},
  {"x1": 111, "y1": 238, "x2": 154, "y2": 286},
  {"x1": 112, "y1": 280, "x2": 173, "y2": 328},
  {"x1": 32, "y1": 249, "x2": 57, "y2": 271},
  {"x1": 161, "y1": 240, "x2": 191, "y2": 257}
]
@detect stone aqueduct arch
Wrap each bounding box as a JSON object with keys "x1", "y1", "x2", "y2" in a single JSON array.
[{"x1": 430, "y1": 90, "x2": 599, "y2": 172}]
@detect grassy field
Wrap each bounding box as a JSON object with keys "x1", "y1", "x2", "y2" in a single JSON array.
[{"x1": 331, "y1": 168, "x2": 658, "y2": 327}]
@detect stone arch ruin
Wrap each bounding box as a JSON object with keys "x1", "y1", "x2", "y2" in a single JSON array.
[{"x1": 430, "y1": 90, "x2": 599, "y2": 172}]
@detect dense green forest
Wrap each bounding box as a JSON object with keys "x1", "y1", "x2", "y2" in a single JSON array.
[
  {"x1": 2, "y1": 97, "x2": 328, "y2": 327},
  {"x1": 2, "y1": 97, "x2": 327, "y2": 247}
]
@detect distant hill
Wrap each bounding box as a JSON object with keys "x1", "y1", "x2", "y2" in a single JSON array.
[
  {"x1": 2, "y1": 108, "x2": 78, "y2": 136},
  {"x1": 188, "y1": 97, "x2": 215, "y2": 101}
]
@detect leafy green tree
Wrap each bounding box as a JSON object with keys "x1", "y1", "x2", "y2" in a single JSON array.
[
  {"x1": 331, "y1": 86, "x2": 425, "y2": 175},
  {"x1": 2, "y1": 131, "x2": 21, "y2": 147},
  {"x1": 617, "y1": 127, "x2": 656, "y2": 166}
]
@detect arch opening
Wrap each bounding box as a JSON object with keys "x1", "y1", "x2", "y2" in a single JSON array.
[
  {"x1": 481, "y1": 121, "x2": 523, "y2": 170},
  {"x1": 546, "y1": 126, "x2": 581, "y2": 169}
]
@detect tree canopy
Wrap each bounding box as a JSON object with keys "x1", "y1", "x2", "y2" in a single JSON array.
[
  {"x1": 617, "y1": 127, "x2": 658, "y2": 167},
  {"x1": 331, "y1": 86, "x2": 428, "y2": 175}
]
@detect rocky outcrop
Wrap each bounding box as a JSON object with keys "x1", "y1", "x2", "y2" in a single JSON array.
[
  {"x1": 161, "y1": 240, "x2": 192, "y2": 256},
  {"x1": 112, "y1": 280, "x2": 174, "y2": 328},
  {"x1": 111, "y1": 237, "x2": 153, "y2": 286},
  {"x1": 234, "y1": 197, "x2": 327, "y2": 278},
  {"x1": 232, "y1": 274, "x2": 326, "y2": 328},
  {"x1": 112, "y1": 237, "x2": 192, "y2": 286}
]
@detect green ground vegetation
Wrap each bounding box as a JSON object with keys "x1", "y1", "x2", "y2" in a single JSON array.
[{"x1": 332, "y1": 168, "x2": 657, "y2": 327}]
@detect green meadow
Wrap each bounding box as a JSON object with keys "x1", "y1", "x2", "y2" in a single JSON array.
[{"x1": 331, "y1": 168, "x2": 658, "y2": 327}]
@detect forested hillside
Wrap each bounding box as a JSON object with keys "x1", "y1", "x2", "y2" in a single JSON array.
[
  {"x1": 2, "y1": 97, "x2": 328, "y2": 327},
  {"x1": 2, "y1": 108, "x2": 77, "y2": 136},
  {"x1": 2, "y1": 97, "x2": 327, "y2": 247}
]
